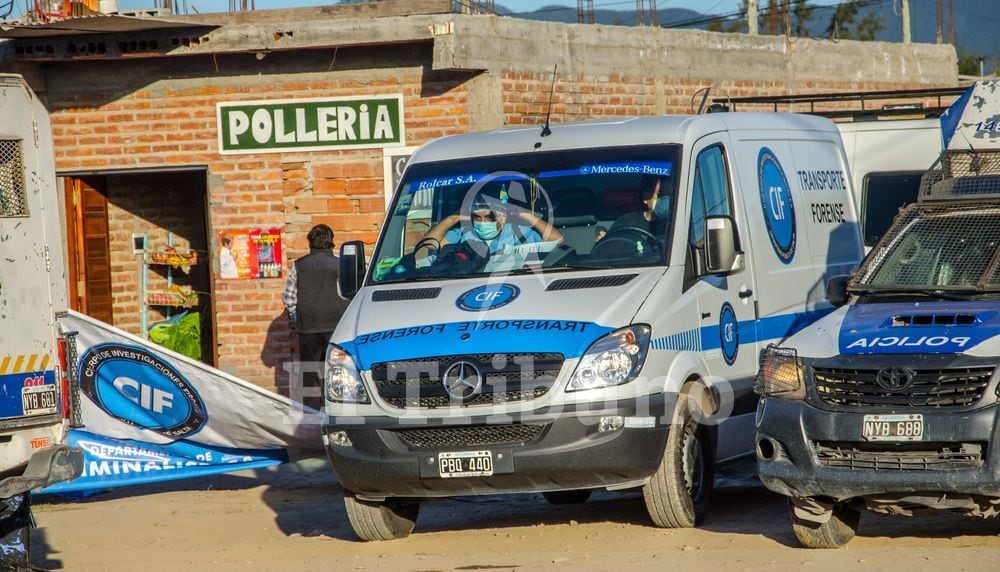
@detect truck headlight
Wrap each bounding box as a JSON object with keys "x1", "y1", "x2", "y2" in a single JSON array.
[
  {"x1": 754, "y1": 344, "x2": 805, "y2": 399},
  {"x1": 325, "y1": 344, "x2": 370, "y2": 403},
  {"x1": 567, "y1": 325, "x2": 651, "y2": 392}
]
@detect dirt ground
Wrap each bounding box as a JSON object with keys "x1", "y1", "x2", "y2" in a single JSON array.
[{"x1": 28, "y1": 458, "x2": 1000, "y2": 571}]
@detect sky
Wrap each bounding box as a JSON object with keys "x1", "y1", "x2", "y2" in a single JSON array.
[{"x1": 114, "y1": 0, "x2": 845, "y2": 17}]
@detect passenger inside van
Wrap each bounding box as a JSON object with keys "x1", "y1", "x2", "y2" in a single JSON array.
[{"x1": 414, "y1": 192, "x2": 563, "y2": 262}]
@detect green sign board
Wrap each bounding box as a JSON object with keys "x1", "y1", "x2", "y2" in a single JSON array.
[{"x1": 216, "y1": 95, "x2": 405, "y2": 155}]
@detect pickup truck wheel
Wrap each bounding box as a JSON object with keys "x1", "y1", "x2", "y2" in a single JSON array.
[
  {"x1": 789, "y1": 499, "x2": 861, "y2": 549},
  {"x1": 642, "y1": 390, "x2": 714, "y2": 528},
  {"x1": 543, "y1": 490, "x2": 593, "y2": 504},
  {"x1": 343, "y1": 492, "x2": 420, "y2": 541}
]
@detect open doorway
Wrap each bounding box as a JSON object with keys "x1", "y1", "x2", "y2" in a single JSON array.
[{"x1": 63, "y1": 169, "x2": 216, "y2": 366}]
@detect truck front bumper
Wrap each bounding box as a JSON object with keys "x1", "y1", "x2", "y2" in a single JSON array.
[
  {"x1": 324, "y1": 395, "x2": 674, "y2": 498},
  {"x1": 757, "y1": 397, "x2": 1000, "y2": 501}
]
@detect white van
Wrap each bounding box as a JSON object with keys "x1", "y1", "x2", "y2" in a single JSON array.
[
  {"x1": 836, "y1": 119, "x2": 943, "y2": 248},
  {"x1": 323, "y1": 112, "x2": 864, "y2": 540}
]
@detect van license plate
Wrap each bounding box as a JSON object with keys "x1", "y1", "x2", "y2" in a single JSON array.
[
  {"x1": 22, "y1": 385, "x2": 58, "y2": 416},
  {"x1": 438, "y1": 451, "x2": 493, "y2": 478},
  {"x1": 862, "y1": 414, "x2": 923, "y2": 441}
]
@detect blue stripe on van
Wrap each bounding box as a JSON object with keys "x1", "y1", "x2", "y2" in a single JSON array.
[
  {"x1": 651, "y1": 307, "x2": 834, "y2": 353},
  {"x1": 341, "y1": 320, "x2": 615, "y2": 370}
]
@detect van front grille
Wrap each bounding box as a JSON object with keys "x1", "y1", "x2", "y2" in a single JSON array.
[
  {"x1": 370, "y1": 353, "x2": 564, "y2": 409},
  {"x1": 390, "y1": 424, "x2": 546, "y2": 449}
]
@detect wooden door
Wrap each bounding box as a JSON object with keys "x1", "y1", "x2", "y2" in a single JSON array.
[{"x1": 65, "y1": 177, "x2": 114, "y2": 324}]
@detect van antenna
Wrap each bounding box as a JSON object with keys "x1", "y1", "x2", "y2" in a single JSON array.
[
  {"x1": 540, "y1": 65, "x2": 557, "y2": 137},
  {"x1": 692, "y1": 86, "x2": 712, "y2": 114}
]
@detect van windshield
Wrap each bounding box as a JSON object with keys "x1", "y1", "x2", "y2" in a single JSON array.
[
  {"x1": 854, "y1": 202, "x2": 1000, "y2": 292},
  {"x1": 370, "y1": 144, "x2": 680, "y2": 284}
]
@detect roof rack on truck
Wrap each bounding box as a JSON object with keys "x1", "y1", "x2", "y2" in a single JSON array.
[{"x1": 712, "y1": 86, "x2": 968, "y2": 121}]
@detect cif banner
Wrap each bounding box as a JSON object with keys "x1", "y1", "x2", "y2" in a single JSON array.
[{"x1": 44, "y1": 311, "x2": 322, "y2": 493}]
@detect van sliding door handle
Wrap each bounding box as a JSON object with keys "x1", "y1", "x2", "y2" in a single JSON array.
[
  {"x1": 738, "y1": 289, "x2": 754, "y2": 299},
  {"x1": 701, "y1": 312, "x2": 712, "y2": 319}
]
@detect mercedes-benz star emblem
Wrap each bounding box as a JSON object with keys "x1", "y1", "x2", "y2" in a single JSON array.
[
  {"x1": 442, "y1": 361, "x2": 483, "y2": 402},
  {"x1": 875, "y1": 366, "x2": 915, "y2": 392}
]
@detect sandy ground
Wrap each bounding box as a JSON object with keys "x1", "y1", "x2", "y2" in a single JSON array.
[{"x1": 28, "y1": 458, "x2": 1000, "y2": 571}]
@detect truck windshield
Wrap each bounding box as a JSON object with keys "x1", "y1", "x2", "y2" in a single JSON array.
[
  {"x1": 854, "y1": 202, "x2": 1000, "y2": 292},
  {"x1": 370, "y1": 144, "x2": 680, "y2": 284}
]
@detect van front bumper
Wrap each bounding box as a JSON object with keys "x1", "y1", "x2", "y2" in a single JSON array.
[
  {"x1": 757, "y1": 397, "x2": 1000, "y2": 501},
  {"x1": 324, "y1": 395, "x2": 674, "y2": 498}
]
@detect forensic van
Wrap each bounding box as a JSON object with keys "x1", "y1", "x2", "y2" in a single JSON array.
[
  {"x1": 0, "y1": 75, "x2": 83, "y2": 562},
  {"x1": 323, "y1": 111, "x2": 864, "y2": 541},
  {"x1": 755, "y1": 80, "x2": 1000, "y2": 548}
]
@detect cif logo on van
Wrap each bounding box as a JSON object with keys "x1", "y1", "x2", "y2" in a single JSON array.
[
  {"x1": 78, "y1": 343, "x2": 207, "y2": 438},
  {"x1": 757, "y1": 147, "x2": 796, "y2": 264},
  {"x1": 456, "y1": 284, "x2": 521, "y2": 312},
  {"x1": 719, "y1": 302, "x2": 739, "y2": 365}
]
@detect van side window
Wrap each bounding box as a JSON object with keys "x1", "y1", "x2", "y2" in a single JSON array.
[
  {"x1": 861, "y1": 171, "x2": 923, "y2": 247},
  {"x1": 687, "y1": 145, "x2": 734, "y2": 273}
]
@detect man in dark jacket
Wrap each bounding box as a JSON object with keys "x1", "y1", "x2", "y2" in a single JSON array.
[{"x1": 282, "y1": 224, "x2": 349, "y2": 409}]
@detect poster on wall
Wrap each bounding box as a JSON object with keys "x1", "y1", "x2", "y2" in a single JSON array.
[{"x1": 218, "y1": 229, "x2": 283, "y2": 279}]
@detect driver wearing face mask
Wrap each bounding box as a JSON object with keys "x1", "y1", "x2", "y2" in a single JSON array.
[
  {"x1": 609, "y1": 174, "x2": 672, "y2": 234},
  {"x1": 417, "y1": 195, "x2": 563, "y2": 259}
]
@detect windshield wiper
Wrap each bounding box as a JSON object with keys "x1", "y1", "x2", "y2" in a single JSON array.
[{"x1": 850, "y1": 287, "x2": 987, "y2": 301}]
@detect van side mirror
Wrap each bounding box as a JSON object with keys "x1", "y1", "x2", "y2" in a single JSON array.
[
  {"x1": 826, "y1": 275, "x2": 851, "y2": 307},
  {"x1": 339, "y1": 241, "x2": 366, "y2": 299},
  {"x1": 704, "y1": 215, "x2": 743, "y2": 275}
]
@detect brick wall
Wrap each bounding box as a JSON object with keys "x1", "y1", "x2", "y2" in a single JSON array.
[{"x1": 38, "y1": 45, "x2": 471, "y2": 389}]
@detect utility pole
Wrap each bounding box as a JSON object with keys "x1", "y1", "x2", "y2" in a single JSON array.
[
  {"x1": 782, "y1": 0, "x2": 791, "y2": 35},
  {"x1": 948, "y1": 0, "x2": 954, "y2": 44},
  {"x1": 577, "y1": 0, "x2": 595, "y2": 24},
  {"x1": 935, "y1": 0, "x2": 942, "y2": 43},
  {"x1": 769, "y1": 0, "x2": 777, "y2": 35},
  {"x1": 901, "y1": 0, "x2": 910, "y2": 43},
  {"x1": 747, "y1": 0, "x2": 758, "y2": 35}
]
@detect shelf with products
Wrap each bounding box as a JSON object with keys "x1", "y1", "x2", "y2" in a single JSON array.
[{"x1": 140, "y1": 233, "x2": 209, "y2": 337}]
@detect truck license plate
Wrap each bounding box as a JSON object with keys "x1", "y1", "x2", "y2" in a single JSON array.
[
  {"x1": 862, "y1": 414, "x2": 923, "y2": 441},
  {"x1": 21, "y1": 385, "x2": 58, "y2": 416},
  {"x1": 438, "y1": 451, "x2": 493, "y2": 478}
]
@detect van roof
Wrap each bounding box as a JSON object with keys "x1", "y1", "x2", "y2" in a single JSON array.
[{"x1": 409, "y1": 112, "x2": 838, "y2": 165}]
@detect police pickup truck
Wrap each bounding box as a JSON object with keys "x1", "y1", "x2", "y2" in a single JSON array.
[{"x1": 756, "y1": 80, "x2": 1000, "y2": 548}]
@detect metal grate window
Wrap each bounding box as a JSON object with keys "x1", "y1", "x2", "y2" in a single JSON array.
[
  {"x1": 854, "y1": 203, "x2": 1000, "y2": 290},
  {"x1": 0, "y1": 140, "x2": 27, "y2": 217},
  {"x1": 920, "y1": 150, "x2": 1000, "y2": 201}
]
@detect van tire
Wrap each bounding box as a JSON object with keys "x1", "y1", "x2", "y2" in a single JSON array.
[
  {"x1": 343, "y1": 492, "x2": 420, "y2": 541},
  {"x1": 789, "y1": 499, "x2": 860, "y2": 549},
  {"x1": 642, "y1": 388, "x2": 714, "y2": 528},
  {"x1": 543, "y1": 490, "x2": 593, "y2": 504}
]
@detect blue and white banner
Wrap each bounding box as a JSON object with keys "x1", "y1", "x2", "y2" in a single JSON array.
[
  {"x1": 44, "y1": 311, "x2": 322, "y2": 494},
  {"x1": 941, "y1": 80, "x2": 1000, "y2": 150}
]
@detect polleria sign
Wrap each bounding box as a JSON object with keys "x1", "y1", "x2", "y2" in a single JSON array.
[{"x1": 216, "y1": 94, "x2": 405, "y2": 155}]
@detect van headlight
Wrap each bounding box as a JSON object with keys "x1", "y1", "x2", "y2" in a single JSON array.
[
  {"x1": 567, "y1": 325, "x2": 651, "y2": 391},
  {"x1": 325, "y1": 344, "x2": 370, "y2": 403},
  {"x1": 754, "y1": 344, "x2": 805, "y2": 400}
]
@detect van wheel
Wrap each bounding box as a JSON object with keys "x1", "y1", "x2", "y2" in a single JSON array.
[
  {"x1": 789, "y1": 499, "x2": 861, "y2": 549},
  {"x1": 543, "y1": 490, "x2": 592, "y2": 504},
  {"x1": 343, "y1": 492, "x2": 420, "y2": 541},
  {"x1": 643, "y1": 389, "x2": 714, "y2": 528}
]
